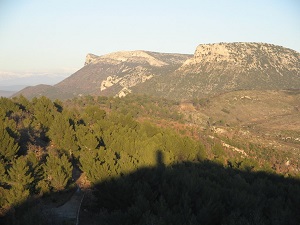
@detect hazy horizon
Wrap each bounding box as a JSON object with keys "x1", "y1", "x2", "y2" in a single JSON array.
[{"x1": 0, "y1": 0, "x2": 299, "y2": 87}]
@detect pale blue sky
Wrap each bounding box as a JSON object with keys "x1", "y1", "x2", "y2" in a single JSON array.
[{"x1": 0, "y1": 0, "x2": 299, "y2": 78}]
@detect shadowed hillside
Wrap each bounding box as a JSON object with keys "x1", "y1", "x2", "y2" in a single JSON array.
[
  {"x1": 82, "y1": 151, "x2": 300, "y2": 225},
  {"x1": 2, "y1": 151, "x2": 300, "y2": 225}
]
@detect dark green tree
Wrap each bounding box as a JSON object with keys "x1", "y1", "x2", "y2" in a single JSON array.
[
  {"x1": 0, "y1": 97, "x2": 19, "y2": 118},
  {"x1": 79, "y1": 148, "x2": 104, "y2": 184},
  {"x1": 4, "y1": 157, "x2": 34, "y2": 206},
  {"x1": 31, "y1": 96, "x2": 57, "y2": 131},
  {"x1": 83, "y1": 105, "x2": 106, "y2": 125},
  {"x1": 25, "y1": 151, "x2": 46, "y2": 195},
  {"x1": 12, "y1": 95, "x2": 31, "y2": 111},
  {"x1": 43, "y1": 153, "x2": 73, "y2": 191},
  {"x1": 48, "y1": 113, "x2": 77, "y2": 156},
  {"x1": 76, "y1": 124, "x2": 99, "y2": 150},
  {"x1": 0, "y1": 122, "x2": 19, "y2": 161}
]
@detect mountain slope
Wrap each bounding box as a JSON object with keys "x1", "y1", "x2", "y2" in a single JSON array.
[
  {"x1": 56, "y1": 50, "x2": 191, "y2": 97},
  {"x1": 14, "y1": 50, "x2": 191, "y2": 99},
  {"x1": 13, "y1": 84, "x2": 66, "y2": 99}
]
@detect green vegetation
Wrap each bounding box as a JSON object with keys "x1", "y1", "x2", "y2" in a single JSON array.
[
  {"x1": 93, "y1": 160, "x2": 300, "y2": 225},
  {"x1": 0, "y1": 122, "x2": 19, "y2": 162},
  {"x1": 0, "y1": 95, "x2": 299, "y2": 224},
  {"x1": 43, "y1": 153, "x2": 73, "y2": 191},
  {"x1": 4, "y1": 157, "x2": 34, "y2": 207}
]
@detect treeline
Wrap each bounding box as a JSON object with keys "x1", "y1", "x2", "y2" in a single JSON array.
[{"x1": 65, "y1": 94, "x2": 184, "y2": 121}]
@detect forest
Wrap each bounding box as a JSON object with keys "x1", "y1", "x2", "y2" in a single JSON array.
[{"x1": 0, "y1": 95, "x2": 300, "y2": 225}]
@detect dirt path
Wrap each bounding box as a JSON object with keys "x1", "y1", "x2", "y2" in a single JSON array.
[{"x1": 51, "y1": 187, "x2": 85, "y2": 224}]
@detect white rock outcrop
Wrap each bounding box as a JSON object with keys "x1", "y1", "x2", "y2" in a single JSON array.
[
  {"x1": 100, "y1": 75, "x2": 122, "y2": 91},
  {"x1": 85, "y1": 50, "x2": 169, "y2": 67}
]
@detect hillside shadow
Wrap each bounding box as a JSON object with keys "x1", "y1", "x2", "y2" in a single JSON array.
[
  {"x1": 80, "y1": 151, "x2": 300, "y2": 225},
  {"x1": 2, "y1": 150, "x2": 300, "y2": 225}
]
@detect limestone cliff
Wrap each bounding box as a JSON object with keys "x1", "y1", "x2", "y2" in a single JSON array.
[{"x1": 179, "y1": 42, "x2": 300, "y2": 75}]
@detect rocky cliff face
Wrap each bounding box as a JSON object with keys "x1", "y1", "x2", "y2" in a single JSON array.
[
  {"x1": 84, "y1": 53, "x2": 99, "y2": 66},
  {"x1": 14, "y1": 42, "x2": 300, "y2": 100},
  {"x1": 180, "y1": 42, "x2": 299, "y2": 74},
  {"x1": 91, "y1": 51, "x2": 168, "y2": 67}
]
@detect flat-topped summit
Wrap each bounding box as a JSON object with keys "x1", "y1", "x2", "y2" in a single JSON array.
[
  {"x1": 180, "y1": 42, "x2": 299, "y2": 72},
  {"x1": 84, "y1": 50, "x2": 191, "y2": 67}
]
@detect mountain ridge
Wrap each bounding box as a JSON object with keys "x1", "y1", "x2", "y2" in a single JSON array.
[
  {"x1": 13, "y1": 42, "x2": 300, "y2": 100},
  {"x1": 84, "y1": 50, "x2": 193, "y2": 67}
]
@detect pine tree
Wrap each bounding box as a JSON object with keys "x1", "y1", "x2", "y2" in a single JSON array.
[
  {"x1": 31, "y1": 96, "x2": 57, "y2": 130},
  {"x1": 79, "y1": 148, "x2": 104, "y2": 184},
  {"x1": 76, "y1": 124, "x2": 99, "y2": 151},
  {"x1": 0, "y1": 97, "x2": 19, "y2": 118},
  {"x1": 0, "y1": 122, "x2": 19, "y2": 161},
  {"x1": 83, "y1": 105, "x2": 106, "y2": 125},
  {"x1": 26, "y1": 151, "x2": 46, "y2": 194},
  {"x1": 48, "y1": 113, "x2": 77, "y2": 156},
  {"x1": 43, "y1": 153, "x2": 72, "y2": 191},
  {"x1": 12, "y1": 95, "x2": 31, "y2": 111},
  {"x1": 5, "y1": 157, "x2": 34, "y2": 206}
]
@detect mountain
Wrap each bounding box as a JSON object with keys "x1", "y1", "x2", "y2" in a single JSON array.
[
  {"x1": 14, "y1": 50, "x2": 191, "y2": 99},
  {"x1": 138, "y1": 42, "x2": 300, "y2": 99},
  {"x1": 12, "y1": 84, "x2": 64, "y2": 99},
  {"x1": 56, "y1": 50, "x2": 191, "y2": 98},
  {"x1": 13, "y1": 42, "x2": 300, "y2": 100}
]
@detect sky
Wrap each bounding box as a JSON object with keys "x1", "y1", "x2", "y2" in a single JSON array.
[{"x1": 0, "y1": 0, "x2": 299, "y2": 85}]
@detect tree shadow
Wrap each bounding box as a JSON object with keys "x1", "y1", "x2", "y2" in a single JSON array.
[{"x1": 2, "y1": 150, "x2": 300, "y2": 225}]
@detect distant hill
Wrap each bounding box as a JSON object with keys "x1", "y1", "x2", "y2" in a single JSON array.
[
  {"x1": 14, "y1": 42, "x2": 300, "y2": 100},
  {"x1": 0, "y1": 90, "x2": 16, "y2": 98},
  {"x1": 13, "y1": 84, "x2": 65, "y2": 99}
]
